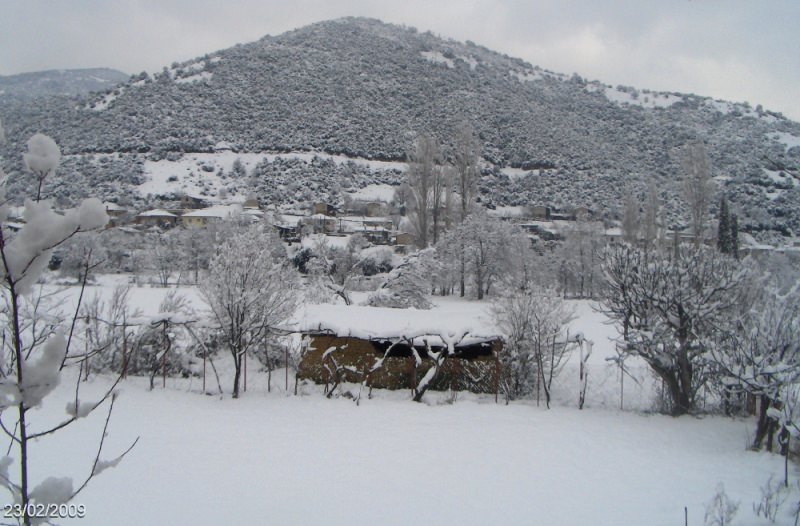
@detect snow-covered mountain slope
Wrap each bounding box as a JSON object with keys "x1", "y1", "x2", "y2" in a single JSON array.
[
  {"x1": 0, "y1": 68, "x2": 128, "y2": 100},
  {"x1": 1, "y1": 17, "x2": 798, "y2": 240}
]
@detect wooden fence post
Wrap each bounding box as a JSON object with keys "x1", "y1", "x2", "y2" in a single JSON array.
[{"x1": 494, "y1": 350, "x2": 500, "y2": 404}]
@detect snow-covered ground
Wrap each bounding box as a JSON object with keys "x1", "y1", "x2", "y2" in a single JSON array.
[
  {"x1": 16, "y1": 277, "x2": 798, "y2": 525},
  {"x1": 25, "y1": 369, "x2": 793, "y2": 526},
  {"x1": 138, "y1": 152, "x2": 406, "y2": 200}
]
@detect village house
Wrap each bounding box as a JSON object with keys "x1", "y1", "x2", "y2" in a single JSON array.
[
  {"x1": 134, "y1": 209, "x2": 178, "y2": 228},
  {"x1": 272, "y1": 213, "x2": 304, "y2": 242},
  {"x1": 181, "y1": 204, "x2": 241, "y2": 228},
  {"x1": 103, "y1": 202, "x2": 128, "y2": 226},
  {"x1": 312, "y1": 202, "x2": 337, "y2": 216},
  {"x1": 334, "y1": 215, "x2": 394, "y2": 244},
  {"x1": 529, "y1": 205, "x2": 551, "y2": 221},
  {"x1": 180, "y1": 194, "x2": 211, "y2": 210},
  {"x1": 302, "y1": 213, "x2": 338, "y2": 234},
  {"x1": 391, "y1": 231, "x2": 415, "y2": 248}
]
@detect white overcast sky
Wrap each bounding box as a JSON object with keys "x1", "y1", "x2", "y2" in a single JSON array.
[{"x1": 2, "y1": 1, "x2": 799, "y2": 120}]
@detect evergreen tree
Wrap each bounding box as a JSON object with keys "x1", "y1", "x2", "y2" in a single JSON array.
[
  {"x1": 717, "y1": 195, "x2": 732, "y2": 254},
  {"x1": 730, "y1": 213, "x2": 739, "y2": 260}
]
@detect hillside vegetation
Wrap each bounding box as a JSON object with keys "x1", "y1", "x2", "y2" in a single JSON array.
[{"x1": 1, "y1": 17, "x2": 798, "y2": 240}]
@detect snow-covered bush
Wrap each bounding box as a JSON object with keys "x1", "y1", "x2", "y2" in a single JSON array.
[
  {"x1": 125, "y1": 291, "x2": 200, "y2": 387},
  {"x1": 704, "y1": 484, "x2": 739, "y2": 526},
  {"x1": 356, "y1": 245, "x2": 395, "y2": 276},
  {"x1": 492, "y1": 287, "x2": 577, "y2": 406},
  {"x1": 752, "y1": 475, "x2": 787, "y2": 522},
  {"x1": 366, "y1": 248, "x2": 436, "y2": 309}
]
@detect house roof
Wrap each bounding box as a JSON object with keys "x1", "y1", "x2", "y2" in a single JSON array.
[
  {"x1": 138, "y1": 209, "x2": 177, "y2": 218},
  {"x1": 182, "y1": 204, "x2": 241, "y2": 219},
  {"x1": 273, "y1": 214, "x2": 304, "y2": 227}
]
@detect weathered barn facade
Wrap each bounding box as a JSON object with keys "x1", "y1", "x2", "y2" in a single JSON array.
[{"x1": 292, "y1": 304, "x2": 503, "y2": 395}]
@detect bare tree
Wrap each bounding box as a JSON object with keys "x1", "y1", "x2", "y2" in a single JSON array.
[
  {"x1": 452, "y1": 124, "x2": 481, "y2": 296},
  {"x1": 407, "y1": 134, "x2": 442, "y2": 248},
  {"x1": 493, "y1": 288, "x2": 577, "y2": 407},
  {"x1": 452, "y1": 123, "x2": 480, "y2": 222},
  {"x1": 199, "y1": 225, "x2": 298, "y2": 398},
  {"x1": 642, "y1": 180, "x2": 662, "y2": 247},
  {"x1": 621, "y1": 190, "x2": 640, "y2": 244},
  {"x1": 561, "y1": 215, "x2": 603, "y2": 298},
  {"x1": 680, "y1": 142, "x2": 715, "y2": 248},
  {"x1": 438, "y1": 211, "x2": 520, "y2": 300},
  {"x1": 431, "y1": 161, "x2": 447, "y2": 245}
]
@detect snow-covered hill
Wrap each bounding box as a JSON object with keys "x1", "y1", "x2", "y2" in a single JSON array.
[
  {"x1": 1, "y1": 18, "x2": 798, "y2": 240},
  {"x1": 0, "y1": 68, "x2": 128, "y2": 100}
]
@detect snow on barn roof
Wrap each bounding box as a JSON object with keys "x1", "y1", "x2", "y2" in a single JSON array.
[{"x1": 289, "y1": 302, "x2": 501, "y2": 347}]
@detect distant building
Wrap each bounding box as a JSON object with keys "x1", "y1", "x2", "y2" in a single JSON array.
[
  {"x1": 392, "y1": 231, "x2": 415, "y2": 247},
  {"x1": 302, "y1": 214, "x2": 337, "y2": 234},
  {"x1": 312, "y1": 202, "x2": 337, "y2": 216},
  {"x1": 181, "y1": 205, "x2": 240, "y2": 228},
  {"x1": 273, "y1": 214, "x2": 304, "y2": 242},
  {"x1": 243, "y1": 197, "x2": 261, "y2": 210},
  {"x1": 366, "y1": 202, "x2": 383, "y2": 217},
  {"x1": 213, "y1": 141, "x2": 233, "y2": 153},
  {"x1": 529, "y1": 205, "x2": 551, "y2": 221},
  {"x1": 180, "y1": 194, "x2": 210, "y2": 210},
  {"x1": 103, "y1": 202, "x2": 128, "y2": 227},
  {"x1": 135, "y1": 209, "x2": 178, "y2": 228}
]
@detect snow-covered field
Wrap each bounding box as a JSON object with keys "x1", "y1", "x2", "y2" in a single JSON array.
[
  {"x1": 14, "y1": 277, "x2": 799, "y2": 525},
  {"x1": 26, "y1": 370, "x2": 793, "y2": 526}
]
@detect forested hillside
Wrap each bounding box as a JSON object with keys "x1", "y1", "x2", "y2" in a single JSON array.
[
  {"x1": 1, "y1": 17, "x2": 798, "y2": 240},
  {"x1": 0, "y1": 68, "x2": 128, "y2": 100}
]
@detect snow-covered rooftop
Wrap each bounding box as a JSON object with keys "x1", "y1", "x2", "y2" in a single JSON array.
[
  {"x1": 290, "y1": 302, "x2": 500, "y2": 345},
  {"x1": 137, "y1": 209, "x2": 176, "y2": 218},
  {"x1": 182, "y1": 204, "x2": 241, "y2": 218}
]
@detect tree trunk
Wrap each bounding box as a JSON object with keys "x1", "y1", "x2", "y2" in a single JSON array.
[
  {"x1": 459, "y1": 249, "x2": 465, "y2": 297},
  {"x1": 232, "y1": 351, "x2": 242, "y2": 399},
  {"x1": 753, "y1": 394, "x2": 772, "y2": 450}
]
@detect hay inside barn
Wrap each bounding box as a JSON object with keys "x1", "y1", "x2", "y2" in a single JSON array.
[{"x1": 290, "y1": 303, "x2": 503, "y2": 394}]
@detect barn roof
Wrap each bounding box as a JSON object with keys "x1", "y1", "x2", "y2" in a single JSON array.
[{"x1": 289, "y1": 302, "x2": 500, "y2": 347}]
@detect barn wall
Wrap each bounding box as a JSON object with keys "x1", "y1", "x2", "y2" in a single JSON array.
[{"x1": 297, "y1": 334, "x2": 501, "y2": 394}]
